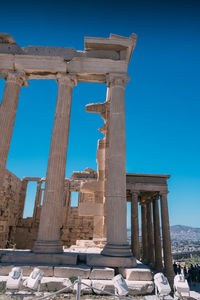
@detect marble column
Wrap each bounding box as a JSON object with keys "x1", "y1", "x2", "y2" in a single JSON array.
[
  {"x1": 141, "y1": 202, "x2": 148, "y2": 263},
  {"x1": 0, "y1": 71, "x2": 28, "y2": 191},
  {"x1": 33, "y1": 73, "x2": 77, "y2": 253},
  {"x1": 146, "y1": 200, "x2": 155, "y2": 266},
  {"x1": 153, "y1": 194, "x2": 163, "y2": 270},
  {"x1": 102, "y1": 73, "x2": 133, "y2": 257},
  {"x1": 160, "y1": 192, "x2": 174, "y2": 283},
  {"x1": 131, "y1": 191, "x2": 140, "y2": 259}
]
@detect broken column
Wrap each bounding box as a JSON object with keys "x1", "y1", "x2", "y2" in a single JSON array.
[{"x1": 33, "y1": 73, "x2": 77, "y2": 253}]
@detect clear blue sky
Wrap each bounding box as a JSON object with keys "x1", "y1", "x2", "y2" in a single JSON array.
[{"x1": 0, "y1": 0, "x2": 200, "y2": 227}]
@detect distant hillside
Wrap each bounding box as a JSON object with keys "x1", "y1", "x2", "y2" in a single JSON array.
[
  {"x1": 127, "y1": 225, "x2": 200, "y2": 242},
  {"x1": 170, "y1": 225, "x2": 200, "y2": 241}
]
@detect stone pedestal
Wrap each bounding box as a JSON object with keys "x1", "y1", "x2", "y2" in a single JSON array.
[
  {"x1": 153, "y1": 195, "x2": 163, "y2": 270},
  {"x1": 160, "y1": 192, "x2": 174, "y2": 283},
  {"x1": 101, "y1": 73, "x2": 134, "y2": 262},
  {"x1": 1, "y1": 250, "x2": 77, "y2": 265},
  {"x1": 87, "y1": 253, "x2": 137, "y2": 267},
  {"x1": 131, "y1": 191, "x2": 140, "y2": 259},
  {"x1": 0, "y1": 72, "x2": 27, "y2": 191},
  {"x1": 33, "y1": 74, "x2": 77, "y2": 253}
]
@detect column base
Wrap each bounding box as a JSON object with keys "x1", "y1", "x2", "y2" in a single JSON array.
[
  {"x1": 164, "y1": 269, "x2": 175, "y2": 288},
  {"x1": 101, "y1": 243, "x2": 133, "y2": 257},
  {"x1": 32, "y1": 240, "x2": 63, "y2": 254}
]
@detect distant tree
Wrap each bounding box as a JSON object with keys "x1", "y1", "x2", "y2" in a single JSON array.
[{"x1": 184, "y1": 255, "x2": 200, "y2": 267}]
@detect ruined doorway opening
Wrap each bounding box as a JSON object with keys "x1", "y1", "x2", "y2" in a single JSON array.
[
  {"x1": 71, "y1": 191, "x2": 79, "y2": 207},
  {"x1": 23, "y1": 181, "x2": 37, "y2": 218}
]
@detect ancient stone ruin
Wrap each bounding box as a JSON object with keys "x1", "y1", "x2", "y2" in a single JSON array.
[{"x1": 0, "y1": 33, "x2": 174, "y2": 283}]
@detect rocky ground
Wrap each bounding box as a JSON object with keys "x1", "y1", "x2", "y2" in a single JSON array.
[
  {"x1": 0, "y1": 294, "x2": 143, "y2": 300},
  {"x1": 0, "y1": 284, "x2": 200, "y2": 300}
]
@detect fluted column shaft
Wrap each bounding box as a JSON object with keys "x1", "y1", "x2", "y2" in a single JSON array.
[
  {"x1": 160, "y1": 192, "x2": 174, "y2": 283},
  {"x1": 146, "y1": 200, "x2": 155, "y2": 265},
  {"x1": 33, "y1": 74, "x2": 77, "y2": 253},
  {"x1": 0, "y1": 72, "x2": 27, "y2": 190},
  {"x1": 141, "y1": 203, "x2": 148, "y2": 263},
  {"x1": 131, "y1": 191, "x2": 140, "y2": 259},
  {"x1": 102, "y1": 73, "x2": 132, "y2": 257},
  {"x1": 153, "y1": 195, "x2": 163, "y2": 270}
]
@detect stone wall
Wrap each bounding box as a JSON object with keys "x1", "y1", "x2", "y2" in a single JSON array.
[
  {"x1": 61, "y1": 207, "x2": 93, "y2": 247},
  {"x1": 0, "y1": 169, "x2": 22, "y2": 248},
  {"x1": 14, "y1": 218, "x2": 38, "y2": 249},
  {"x1": 0, "y1": 169, "x2": 95, "y2": 249},
  {"x1": 14, "y1": 208, "x2": 93, "y2": 249}
]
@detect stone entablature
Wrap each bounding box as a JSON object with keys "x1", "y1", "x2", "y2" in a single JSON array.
[
  {"x1": 126, "y1": 173, "x2": 170, "y2": 192},
  {"x1": 0, "y1": 33, "x2": 137, "y2": 82}
]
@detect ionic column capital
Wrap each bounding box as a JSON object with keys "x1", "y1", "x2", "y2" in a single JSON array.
[
  {"x1": 56, "y1": 73, "x2": 77, "y2": 86},
  {"x1": 160, "y1": 191, "x2": 169, "y2": 197},
  {"x1": 153, "y1": 193, "x2": 160, "y2": 201},
  {"x1": 146, "y1": 197, "x2": 153, "y2": 204},
  {"x1": 106, "y1": 73, "x2": 129, "y2": 88},
  {"x1": 131, "y1": 190, "x2": 140, "y2": 197},
  {"x1": 4, "y1": 71, "x2": 29, "y2": 86},
  {"x1": 140, "y1": 197, "x2": 146, "y2": 206}
]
